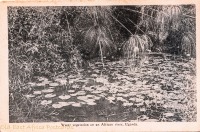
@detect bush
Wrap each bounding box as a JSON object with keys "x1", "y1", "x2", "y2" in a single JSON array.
[{"x1": 8, "y1": 7, "x2": 80, "y2": 81}]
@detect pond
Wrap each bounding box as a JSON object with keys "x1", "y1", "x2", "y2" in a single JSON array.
[{"x1": 24, "y1": 55, "x2": 196, "y2": 122}]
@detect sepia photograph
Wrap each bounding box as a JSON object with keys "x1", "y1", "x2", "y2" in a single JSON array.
[{"x1": 7, "y1": 5, "x2": 197, "y2": 123}]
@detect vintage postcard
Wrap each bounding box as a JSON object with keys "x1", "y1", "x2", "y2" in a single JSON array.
[{"x1": 0, "y1": 0, "x2": 199, "y2": 131}]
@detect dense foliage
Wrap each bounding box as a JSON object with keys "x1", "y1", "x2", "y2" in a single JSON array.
[
  {"x1": 8, "y1": 6, "x2": 195, "y2": 82},
  {"x1": 8, "y1": 5, "x2": 196, "y2": 122}
]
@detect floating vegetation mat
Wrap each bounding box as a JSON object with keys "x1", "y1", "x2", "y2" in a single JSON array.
[{"x1": 24, "y1": 56, "x2": 196, "y2": 122}]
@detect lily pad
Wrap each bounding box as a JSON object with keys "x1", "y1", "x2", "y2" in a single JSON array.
[
  {"x1": 99, "y1": 93, "x2": 107, "y2": 98},
  {"x1": 135, "y1": 102, "x2": 144, "y2": 107},
  {"x1": 129, "y1": 97, "x2": 136, "y2": 102},
  {"x1": 121, "y1": 94, "x2": 129, "y2": 98},
  {"x1": 139, "y1": 115, "x2": 149, "y2": 120},
  {"x1": 109, "y1": 100, "x2": 115, "y2": 104},
  {"x1": 77, "y1": 96, "x2": 88, "y2": 100},
  {"x1": 68, "y1": 90, "x2": 75, "y2": 93},
  {"x1": 84, "y1": 87, "x2": 94, "y2": 91},
  {"x1": 116, "y1": 97, "x2": 128, "y2": 102},
  {"x1": 59, "y1": 95, "x2": 71, "y2": 100},
  {"x1": 93, "y1": 96, "x2": 101, "y2": 100},
  {"x1": 128, "y1": 92, "x2": 137, "y2": 96},
  {"x1": 76, "y1": 91, "x2": 86, "y2": 96},
  {"x1": 86, "y1": 95, "x2": 95, "y2": 98},
  {"x1": 91, "y1": 90, "x2": 102, "y2": 94},
  {"x1": 107, "y1": 96, "x2": 115, "y2": 101},
  {"x1": 96, "y1": 77, "x2": 109, "y2": 84},
  {"x1": 85, "y1": 99, "x2": 95, "y2": 103},
  {"x1": 156, "y1": 100, "x2": 164, "y2": 104},
  {"x1": 87, "y1": 102, "x2": 97, "y2": 106},
  {"x1": 42, "y1": 89, "x2": 54, "y2": 93},
  {"x1": 109, "y1": 89, "x2": 118, "y2": 94},
  {"x1": 42, "y1": 80, "x2": 51, "y2": 85},
  {"x1": 116, "y1": 97, "x2": 124, "y2": 101},
  {"x1": 98, "y1": 87, "x2": 109, "y2": 91},
  {"x1": 162, "y1": 104, "x2": 168, "y2": 108},
  {"x1": 67, "y1": 101, "x2": 76, "y2": 105},
  {"x1": 33, "y1": 91, "x2": 42, "y2": 95},
  {"x1": 72, "y1": 84, "x2": 79, "y2": 89},
  {"x1": 177, "y1": 94, "x2": 185, "y2": 100},
  {"x1": 91, "y1": 74, "x2": 98, "y2": 77},
  {"x1": 163, "y1": 113, "x2": 174, "y2": 117},
  {"x1": 168, "y1": 93, "x2": 179, "y2": 100},
  {"x1": 70, "y1": 93, "x2": 77, "y2": 97},
  {"x1": 116, "y1": 93, "x2": 123, "y2": 97},
  {"x1": 52, "y1": 103, "x2": 63, "y2": 109},
  {"x1": 45, "y1": 93, "x2": 56, "y2": 98},
  {"x1": 72, "y1": 103, "x2": 82, "y2": 107},
  {"x1": 135, "y1": 98, "x2": 144, "y2": 103},
  {"x1": 123, "y1": 102, "x2": 133, "y2": 107},
  {"x1": 25, "y1": 94, "x2": 35, "y2": 98},
  {"x1": 136, "y1": 94, "x2": 144, "y2": 99},
  {"x1": 78, "y1": 79, "x2": 88, "y2": 83},
  {"x1": 38, "y1": 77, "x2": 48, "y2": 82},
  {"x1": 58, "y1": 102, "x2": 71, "y2": 106},
  {"x1": 41, "y1": 100, "x2": 52, "y2": 105},
  {"x1": 55, "y1": 79, "x2": 67, "y2": 85},
  {"x1": 27, "y1": 82, "x2": 36, "y2": 87},
  {"x1": 36, "y1": 83, "x2": 46, "y2": 87},
  {"x1": 49, "y1": 83, "x2": 59, "y2": 87}
]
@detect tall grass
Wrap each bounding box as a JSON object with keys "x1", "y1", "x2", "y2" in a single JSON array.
[
  {"x1": 113, "y1": 5, "x2": 195, "y2": 71},
  {"x1": 123, "y1": 34, "x2": 152, "y2": 68},
  {"x1": 82, "y1": 25, "x2": 113, "y2": 66},
  {"x1": 181, "y1": 32, "x2": 196, "y2": 57},
  {"x1": 76, "y1": 7, "x2": 116, "y2": 66},
  {"x1": 137, "y1": 5, "x2": 195, "y2": 56}
]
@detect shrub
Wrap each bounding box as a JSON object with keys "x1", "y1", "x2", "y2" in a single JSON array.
[{"x1": 8, "y1": 7, "x2": 80, "y2": 79}]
